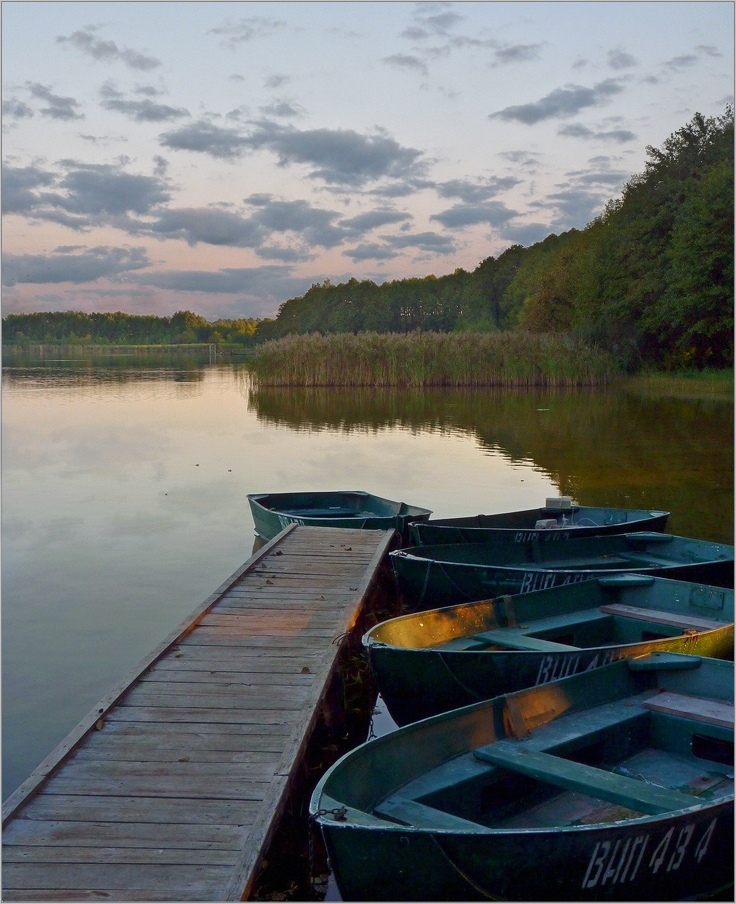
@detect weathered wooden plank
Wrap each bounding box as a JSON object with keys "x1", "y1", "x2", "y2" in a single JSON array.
[
  {"x1": 88, "y1": 720, "x2": 290, "y2": 740},
  {"x1": 2, "y1": 889, "x2": 210, "y2": 902},
  {"x1": 200, "y1": 612, "x2": 351, "y2": 629},
  {"x1": 18, "y1": 794, "x2": 257, "y2": 825},
  {"x1": 2, "y1": 845, "x2": 236, "y2": 865},
  {"x1": 46, "y1": 759, "x2": 278, "y2": 785},
  {"x1": 70, "y1": 744, "x2": 281, "y2": 765},
  {"x1": 43, "y1": 766, "x2": 272, "y2": 799},
  {"x1": 142, "y1": 668, "x2": 314, "y2": 685},
  {"x1": 643, "y1": 691, "x2": 734, "y2": 727},
  {"x1": 3, "y1": 819, "x2": 245, "y2": 849},
  {"x1": 106, "y1": 706, "x2": 296, "y2": 725},
  {"x1": 175, "y1": 630, "x2": 338, "y2": 646},
  {"x1": 1, "y1": 863, "x2": 231, "y2": 893},
  {"x1": 157, "y1": 646, "x2": 321, "y2": 665},
  {"x1": 122, "y1": 685, "x2": 311, "y2": 709},
  {"x1": 3, "y1": 888, "x2": 196, "y2": 904}
]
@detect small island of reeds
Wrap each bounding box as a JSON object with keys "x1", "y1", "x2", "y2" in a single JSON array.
[{"x1": 247, "y1": 331, "x2": 618, "y2": 387}]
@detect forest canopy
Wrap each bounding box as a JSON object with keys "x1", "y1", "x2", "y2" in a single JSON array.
[{"x1": 3, "y1": 108, "x2": 733, "y2": 370}]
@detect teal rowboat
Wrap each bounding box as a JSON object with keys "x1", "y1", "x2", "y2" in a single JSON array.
[
  {"x1": 409, "y1": 501, "x2": 669, "y2": 546},
  {"x1": 364, "y1": 574, "x2": 734, "y2": 725},
  {"x1": 311, "y1": 654, "x2": 734, "y2": 901},
  {"x1": 391, "y1": 532, "x2": 734, "y2": 611},
  {"x1": 247, "y1": 491, "x2": 431, "y2": 542}
]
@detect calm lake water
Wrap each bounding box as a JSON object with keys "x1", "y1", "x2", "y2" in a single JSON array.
[{"x1": 2, "y1": 359, "x2": 733, "y2": 809}]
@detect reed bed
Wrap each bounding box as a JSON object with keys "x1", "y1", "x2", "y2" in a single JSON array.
[{"x1": 248, "y1": 331, "x2": 617, "y2": 387}]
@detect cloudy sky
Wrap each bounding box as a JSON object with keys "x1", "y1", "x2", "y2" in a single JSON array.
[{"x1": 2, "y1": 2, "x2": 733, "y2": 320}]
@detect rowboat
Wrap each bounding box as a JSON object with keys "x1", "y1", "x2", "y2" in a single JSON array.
[
  {"x1": 390, "y1": 532, "x2": 734, "y2": 611},
  {"x1": 409, "y1": 499, "x2": 669, "y2": 546},
  {"x1": 311, "y1": 653, "x2": 734, "y2": 901},
  {"x1": 364, "y1": 574, "x2": 734, "y2": 725},
  {"x1": 247, "y1": 491, "x2": 431, "y2": 541}
]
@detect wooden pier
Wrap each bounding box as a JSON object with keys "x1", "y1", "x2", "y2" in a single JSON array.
[{"x1": 2, "y1": 524, "x2": 396, "y2": 901}]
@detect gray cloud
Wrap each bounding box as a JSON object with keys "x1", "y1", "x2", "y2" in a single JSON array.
[
  {"x1": 2, "y1": 246, "x2": 151, "y2": 286},
  {"x1": 608, "y1": 49, "x2": 637, "y2": 70},
  {"x1": 382, "y1": 231, "x2": 456, "y2": 253},
  {"x1": 161, "y1": 118, "x2": 427, "y2": 187},
  {"x1": 696, "y1": 45, "x2": 722, "y2": 57},
  {"x1": 499, "y1": 223, "x2": 552, "y2": 246},
  {"x1": 100, "y1": 83, "x2": 189, "y2": 122},
  {"x1": 495, "y1": 44, "x2": 544, "y2": 65},
  {"x1": 665, "y1": 54, "x2": 699, "y2": 71},
  {"x1": 244, "y1": 195, "x2": 347, "y2": 247},
  {"x1": 431, "y1": 200, "x2": 517, "y2": 228},
  {"x1": 343, "y1": 243, "x2": 400, "y2": 262},
  {"x1": 244, "y1": 121, "x2": 427, "y2": 186},
  {"x1": 57, "y1": 27, "x2": 159, "y2": 70},
  {"x1": 558, "y1": 123, "x2": 636, "y2": 143},
  {"x1": 436, "y1": 176, "x2": 520, "y2": 202},
  {"x1": 128, "y1": 264, "x2": 311, "y2": 303},
  {"x1": 383, "y1": 54, "x2": 428, "y2": 76},
  {"x1": 148, "y1": 207, "x2": 265, "y2": 247},
  {"x1": 2, "y1": 161, "x2": 169, "y2": 228},
  {"x1": 258, "y1": 100, "x2": 304, "y2": 119},
  {"x1": 265, "y1": 74, "x2": 290, "y2": 89},
  {"x1": 2, "y1": 165, "x2": 56, "y2": 214},
  {"x1": 3, "y1": 98, "x2": 34, "y2": 119},
  {"x1": 401, "y1": 3, "x2": 464, "y2": 41},
  {"x1": 26, "y1": 82, "x2": 83, "y2": 120},
  {"x1": 545, "y1": 187, "x2": 609, "y2": 231},
  {"x1": 208, "y1": 17, "x2": 286, "y2": 47},
  {"x1": 339, "y1": 209, "x2": 412, "y2": 232},
  {"x1": 490, "y1": 79, "x2": 625, "y2": 124},
  {"x1": 51, "y1": 163, "x2": 170, "y2": 217},
  {"x1": 255, "y1": 245, "x2": 315, "y2": 263},
  {"x1": 159, "y1": 120, "x2": 251, "y2": 159}
]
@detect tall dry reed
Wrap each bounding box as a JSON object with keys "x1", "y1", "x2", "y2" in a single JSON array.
[{"x1": 248, "y1": 331, "x2": 617, "y2": 387}]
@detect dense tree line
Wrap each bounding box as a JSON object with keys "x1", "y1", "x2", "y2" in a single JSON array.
[
  {"x1": 2, "y1": 309, "x2": 259, "y2": 346},
  {"x1": 262, "y1": 108, "x2": 733, "y2": 369},
  {"x1": 4, "y1": 109, "x2": 732, "y2": 370}
]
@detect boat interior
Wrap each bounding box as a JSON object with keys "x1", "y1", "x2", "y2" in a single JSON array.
[
  {"x1": 435, "y1": 603, "x2": 729, "y2": 653},
  {"x1": 372, "y1": 690, "x2": 734, "y2": 831}
]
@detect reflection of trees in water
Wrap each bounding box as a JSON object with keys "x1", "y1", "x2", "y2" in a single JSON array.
[
  {"x1": 2, "y1": 364, "x2": 209, "y2": 398},
  {"x1": 248, "y1": 384, "x2": 733, "y2": 544}
]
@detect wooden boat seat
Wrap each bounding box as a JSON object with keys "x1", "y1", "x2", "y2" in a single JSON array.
[
  {"x1": 642, "y1": 692, "x2": 734, "y2": 729},
  {"x1": 374, "y1": 796, "x2": 485, "y2": 831},
  {"x1": 473, "y1": 608, "x2": 612, "y2": 652},
  {"x1": 282, "y1": 507, "x2": 358, "y2": 517},
  {"x1": 598, "y1": 603, "x2": 726, "y2": 632},
  {"x1": 400, "y1": 700, "x2": 653, "y2": 802},
  {"x1": 473, "y1": 745, "x2": 697, "y2": 815},
  {"x1": 473, "y1": 631, "x2": 578, "y2": 652},
  {"x1": 537, "y1": 556, "x2": 632, "y2": 569}
]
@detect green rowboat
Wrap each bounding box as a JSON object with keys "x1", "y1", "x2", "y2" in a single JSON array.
[
  {"x1": 247, "y1": 490, "x2": 431, "y2": 542},
  {"x1": 391, "y1": 532, "x2": 734, "y2": 611},
  {"x1": 311, "y1": 653, "x2": 734, "y2": 901},
  {"x1": 364, "y1": 574, "x2": 734, "y2": 725},
  {"x1": 409, "y1": 500, "x2": 669, "y2": 546}
]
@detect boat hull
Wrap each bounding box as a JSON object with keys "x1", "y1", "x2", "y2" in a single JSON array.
[
  {"x1": 312, "y1": 655, "x2": 734, "y2": 901},
  {"x1": 410, "y1": 507, "x2": 670, "y2": 546},
  {"x1": 247, "y1": 491, "x2": 431, "y2": 542},
  {"x1": 319, "y1": 802, "x2": 733, "y2": 901},
  {"x1": 370, "y1": 628, "x2": 734, "y2": 726},
  {"x1": 391, "y1": 533, "x2": 734, "y2": 611},
  {"x1": 366, "y1": 576, "x2": 735, "y2": 724}
]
